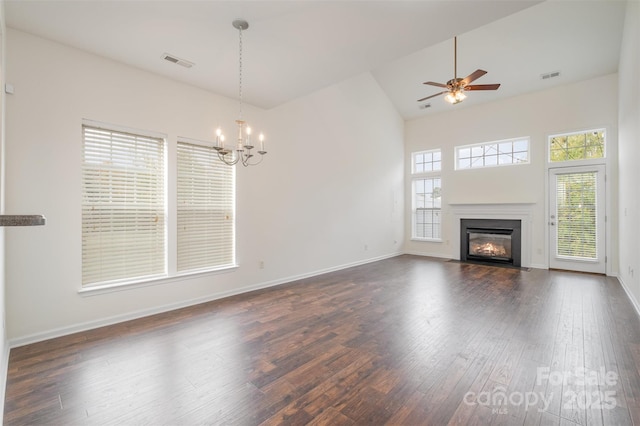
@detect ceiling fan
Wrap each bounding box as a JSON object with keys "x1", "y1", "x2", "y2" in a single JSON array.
[{"x1": 418, "y1": 36, "x2": 500, "y2": 105}]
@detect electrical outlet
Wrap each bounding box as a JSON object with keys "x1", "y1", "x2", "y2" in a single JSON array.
[{"x1": 259, "y1": 260, "x2": 265, "y2": 269}]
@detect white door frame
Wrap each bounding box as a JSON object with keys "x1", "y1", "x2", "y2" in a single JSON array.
[{"x1": 547, "y1": 165, "x2": 606, "y2": 274}]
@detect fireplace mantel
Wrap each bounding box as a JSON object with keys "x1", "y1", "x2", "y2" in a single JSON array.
[
  {"x1": 449, "y1": 203, "x2": 534, "y2": 268},
  {"x1": 449, "y1": 202, "x2": 535, "y2": 210}
]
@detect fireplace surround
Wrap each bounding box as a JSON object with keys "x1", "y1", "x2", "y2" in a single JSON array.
[{"x1": 460, "y1": 218, "x2": 522, "y2": 267}]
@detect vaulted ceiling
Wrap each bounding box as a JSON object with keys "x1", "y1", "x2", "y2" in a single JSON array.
[{"x1": 4, "y1": 1, "x2": 627, "y2": 119}]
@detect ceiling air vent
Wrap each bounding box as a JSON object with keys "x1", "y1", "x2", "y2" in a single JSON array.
[
  {"x1": 541, "y1": 71, "x2": 560, "y2": 80},
  {"x1": 162, "y1": 53, "x2": 194, "y2": 69},
  {"x1": 419, "y1": 103, "x2": 431, "y2": 109}
]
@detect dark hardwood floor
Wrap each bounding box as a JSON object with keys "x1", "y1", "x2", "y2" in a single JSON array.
[{"x1": 5, "y1": 255, "x2": 640, "y2": 425}]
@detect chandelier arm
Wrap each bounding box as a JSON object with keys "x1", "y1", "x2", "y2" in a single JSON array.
[
  {"x1": 242, "y1": 153, "x2": 265, "y2": 167},
  {"x1": 216, "y1": 148, "x2": 265, "y2": 167},
  {"x1": 216, "y1": 150, "x2": 240, "y2": 166}
]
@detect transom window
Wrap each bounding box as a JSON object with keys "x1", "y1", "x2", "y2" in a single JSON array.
[
  {"x1": 456, "y1": 137, "x2": 529, "y2": 170},
  {"x1": 412, "y1": 149, "x2": 441, "y2": 173},
  {"x1": 549, "y1": 129, "x2": 605, "y2": 163}
]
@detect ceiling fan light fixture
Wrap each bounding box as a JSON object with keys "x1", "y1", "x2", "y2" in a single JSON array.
[{"x1": 445, "y1": 90, "x2": 466, "y2": 104}]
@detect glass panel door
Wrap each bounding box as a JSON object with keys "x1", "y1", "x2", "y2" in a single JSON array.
[{"x1": 549, "y1": 165, "x2": 605, "y2": 273}]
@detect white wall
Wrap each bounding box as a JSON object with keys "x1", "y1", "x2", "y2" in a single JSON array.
[
  {"x1": 0, "y1": 0, "x2": 8, "y2": 419},
  {"x1": 618, "y1": 0, "x2": 640, "y2": 310},
  {"x1": 4, "y1": 28, "x2": 404, "y2": 343},
  {"x1": 404, "y1": 74, "x2": 619, "y2": 270}
]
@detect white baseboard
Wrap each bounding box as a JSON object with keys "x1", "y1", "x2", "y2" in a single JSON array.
[
  {"x1": 617, "y1": 276, "x2": 640, "y2": 319},
  {"x1": 1, "y1": 337, "x2": 9, "y2": 425},
  {"x1": 403, "y1": 250, "x2": 452, "y2": 260},
  {"x1": 403, "y1": 251, "x2": 547, "y2": 271},
  {"x1": 9, "y1": 252, "x2": 403, "y2": 348},
  {"x1": 529, "y1": 263, "x2": 548, "y2": 270}
]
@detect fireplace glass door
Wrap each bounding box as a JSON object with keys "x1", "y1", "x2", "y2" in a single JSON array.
[{"x1": 468, "y1": 231, "x2": 512, "y2": 262}]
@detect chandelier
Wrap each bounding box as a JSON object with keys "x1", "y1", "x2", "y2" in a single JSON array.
[{"x1": 214, "y1": 19, "x2": 267, "y2": 166}]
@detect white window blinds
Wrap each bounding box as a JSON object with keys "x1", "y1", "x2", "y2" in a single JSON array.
[
  {"x1": 177, "y1": 141, "x2": 235, "y2": 272},
  {"x1": 82, "y1": 125, "x2": 166, "y2": 286},
  {"x1": 555, "y1": 172, "x2": 597, "y2": 259}
]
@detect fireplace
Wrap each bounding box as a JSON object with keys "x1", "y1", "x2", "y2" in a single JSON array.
[{"x1": 460, "y1": 219, "x2": 522, "y2": 267}]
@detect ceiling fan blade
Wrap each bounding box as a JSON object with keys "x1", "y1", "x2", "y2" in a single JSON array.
[
  {"x1": 423, "y1": 81, "x2": 448, "y2": 88},
  {"x1": 417, "y1": 91, "x2": 447, "y2": 102},
  {"x1": 461, "y1": 69, "x2": 487, "y2": 86},
  {"x1": 465, "y1": 83, "x2": 501, "y2": 91}
]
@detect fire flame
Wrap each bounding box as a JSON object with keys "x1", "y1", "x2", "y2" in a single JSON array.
[{"x1": 470, "y1": 242, "x2": 508, "y2": 257}]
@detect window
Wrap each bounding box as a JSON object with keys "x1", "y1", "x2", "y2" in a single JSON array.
[
  {"x1": 412, "y1": 150, "x2": 441, "y2": 173},
  {"x1": 82, "y1": 122, "x2": 238, "y2": 290},
  {"x1": 82, "y1": 125, "x2": 166, "y2": 286},
  {"x1": 413, "y1": 177, "x2": 442, "y2": 240},
  {"x1": 456, "y1": 137, "x2": 529, "y2": 170},
  {"x1": 412, "y1": 150, "x2": 442, "y2": 241},
  {"x1": 177, "y1": 140, "x2": 235, "y2": 272},
  {"x1": 549, "y1": 129, "x2": 605, "y2": 163}
]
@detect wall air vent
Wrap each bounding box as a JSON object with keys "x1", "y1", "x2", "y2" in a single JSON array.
[
  {"x1": 162, "y1": 53, "x2": 194, "y2": 68},
  {"x1": 541, "y1": 71, "x2": 560, "y2": 80}
]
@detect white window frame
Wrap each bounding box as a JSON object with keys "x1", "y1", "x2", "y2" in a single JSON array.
[
  {"x1": 412, "y1": 149, "x2": 442, "y2": 174},
  {"x1": 547, "y1": 128, "x2": 606, "y2": 165},
  {"x1": 81, "y1": 121, "x2": 168, "y2": 288},
  {"x1": 455, "y1": 137, "x2": 530, "y2": 170},
  {"x1": 411, "y1": 149, "x2": 442, "y2": 242}
]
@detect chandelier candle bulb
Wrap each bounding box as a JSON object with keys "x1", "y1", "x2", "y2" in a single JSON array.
[
  {"x1": 259, "y1": 133, "x2": 265, "y2": 152},
  {"x1": 215, "y1": 128, "x2": 223, "y2": 148},
  {"x1": 245, "y1": 127, "x2": 253, "y2": 149}
]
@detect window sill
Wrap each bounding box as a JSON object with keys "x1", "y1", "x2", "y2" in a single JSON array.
[
  {"x1": 411, "y1": 238, "x2": 443, "y2": 243},
  {"x1": 78, "y1": 264, "x2": 239, "y2": 297}
]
